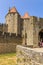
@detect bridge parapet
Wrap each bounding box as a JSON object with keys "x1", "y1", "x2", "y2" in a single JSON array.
[{"x1": 17, "y1": 45, "x2": 43, "y2": 65}]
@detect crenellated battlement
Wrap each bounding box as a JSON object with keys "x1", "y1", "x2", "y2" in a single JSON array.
[
  {"x1": 0, "y1": 23, "x2": 8, "y2": 32},
  {"x1": 30, "y1": 16, "x2": 43, "y2": 22},
  {"x1": 0, "y1": 31, "x2": 22, "y2": 38},
  {"x1": 0, "y1": 23, "x2": 7, "y2": 26}
]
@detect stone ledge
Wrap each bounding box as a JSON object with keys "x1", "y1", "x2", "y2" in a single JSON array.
[{"x1": 17, "y1": 45, "x2": 43, "y2": 65}]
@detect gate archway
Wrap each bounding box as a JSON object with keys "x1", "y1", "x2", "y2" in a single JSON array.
[{"x1": 39, "y1": 29, "x2": 43, "y2": 47}]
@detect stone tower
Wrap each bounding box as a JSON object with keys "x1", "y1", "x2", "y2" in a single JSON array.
[
  {"x1": 22, "y1": 14, "x2": 39, "y2": 47},
  {"x1": 22, "y1": 15, "x2": 43, "y2": 47},
  {"x1": 22, "y1": 13, "x2": 30, "y2": 45},
  {"x1": 5, "y1": 7, "x2": 21, "y2": 36}
]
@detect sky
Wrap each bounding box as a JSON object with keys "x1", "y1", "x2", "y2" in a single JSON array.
[{"x1": 0, "y1": 0, "x2": 43, "y2": 23}]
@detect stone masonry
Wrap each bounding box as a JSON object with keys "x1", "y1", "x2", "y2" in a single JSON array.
[
  {"x1": 0, "y1": 31, "x2": 22, "y2": 53},
  {"x1": 17, "y1": 45, "x2": 43, "y2": 65}
]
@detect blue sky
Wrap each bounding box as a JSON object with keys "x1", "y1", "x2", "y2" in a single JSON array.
[{"x1": 0, "y1": 0, "x2": 43, "y2": 23}]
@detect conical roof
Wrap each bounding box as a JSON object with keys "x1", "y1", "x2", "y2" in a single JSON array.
[
  {"x1": 21, "y1": 12, "x2": 30, "y2": 19},
  {"x1": 9, "y1": 7, "x2": 17, "y2": 13}
]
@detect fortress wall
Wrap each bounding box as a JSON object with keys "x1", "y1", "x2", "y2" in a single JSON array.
[
  {"x1": 39, "y1": 18, "x2": 43, "y2": 30},
  {"x1": 0, "y1": 31, "x2": 22, "y2": 53},
  {"x1": 27, "y1": 17, "x2": 34, "y2": 46},
  {"x1": 17, "y1": 45, "x2": 43, "y2": 65},
  {"x1": 0, "y1": 24, "x2": 8, "y2": 32},
  {"x1": 0, "y1": 43, "x2": 16, "y2": 53},
  {"x1": 2, "y1": 24, "x2": 8, "y2": 32},
  {"x1": 32, "y1": 16, "x2": 39, "y2": 47}
]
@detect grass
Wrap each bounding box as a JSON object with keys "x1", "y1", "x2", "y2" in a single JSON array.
[{"x1": 0, "y1": 53, "x2": 17, "y2": 65}]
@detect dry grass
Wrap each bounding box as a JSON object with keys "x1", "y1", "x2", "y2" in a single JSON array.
[{"x1": 0, "y1": 53, "x2": 17, "y2": 65}]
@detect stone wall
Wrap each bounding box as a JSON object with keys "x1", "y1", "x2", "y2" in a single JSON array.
[
  {"x1": 17, "y1": 45, "x2": 43, "y2": 65},
  {"x1": 0, "y1": 24, "x2": 8, "y2": 32},
  {"x1": 0, "y1": 32, "x2": 22, "y2": 53},
  {"x1": 6, "y1": 12, "x2": 21, "y2": 36},
  {"x1": 0, "y1": 43, "x2": 16, "y2": 53}
]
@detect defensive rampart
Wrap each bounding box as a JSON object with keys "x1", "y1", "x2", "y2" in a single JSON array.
[{"x1": 0, "y1": 31, "x2": 22, "y2": 53}]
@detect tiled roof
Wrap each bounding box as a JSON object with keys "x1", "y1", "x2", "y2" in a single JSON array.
[
  {"x1": 9, "y1": 7, "x2": 17, "y2": 13},
  {"x1": 21, "y1": 12, "x2": 30, "y2": 19}
]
